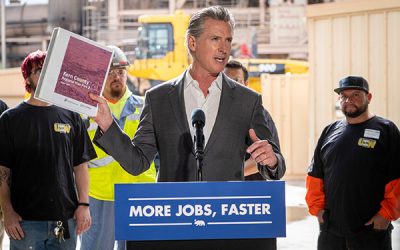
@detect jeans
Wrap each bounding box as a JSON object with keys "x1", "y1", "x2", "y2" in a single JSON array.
[
  {"x1": 80, "y1": 197, "x2": 125, "y2": 250},
  {"x1": 10, "y1": 219, "x2": 76, "y2": 250}
]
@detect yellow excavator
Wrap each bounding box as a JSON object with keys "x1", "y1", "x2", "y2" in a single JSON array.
[{"x1": 128, "y1": 10, "x2": 308, "y2": 94}]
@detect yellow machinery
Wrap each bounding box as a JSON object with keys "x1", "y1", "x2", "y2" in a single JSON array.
[
  {"x1": 236, "y1": 58, "x2": 309, "y2": 93},
  {"x1": 129, "y1": 10, "x2": 191, "y2": 91},
  {"x1": 128, "y1": 11, "x2": 308, "y2": 94}
]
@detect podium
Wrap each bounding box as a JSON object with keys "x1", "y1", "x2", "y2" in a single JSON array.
[{"x1": 115, "y1": 181, "x2": 286, "y2": 249}]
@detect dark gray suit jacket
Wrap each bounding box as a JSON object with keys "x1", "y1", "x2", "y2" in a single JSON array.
[{"x1": 94, "y1": 71, "x2": 285, "y2": 182}]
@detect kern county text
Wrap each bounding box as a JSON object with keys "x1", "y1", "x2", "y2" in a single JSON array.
[
  {"x1": 61, "y1": 71, "x2": 91, "y2": 89},
  {"x1": 129, "y1": 203, "x2": 271, "y2": 218}
]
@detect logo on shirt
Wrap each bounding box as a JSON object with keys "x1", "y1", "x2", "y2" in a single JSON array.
[
  {"x1": 54, "y1": 123, "x2": 71, "y2": 134},
  {"x1": 358, "y1": 138, "x2": 376, "y2": 149}
]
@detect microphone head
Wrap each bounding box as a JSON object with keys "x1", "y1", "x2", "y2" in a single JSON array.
[{"x1": 191, "y1": 108, "x2": 205, "y2": 127}]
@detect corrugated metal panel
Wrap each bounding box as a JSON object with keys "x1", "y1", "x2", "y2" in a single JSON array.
[
  {"x1": 261, "y1": 74, "x2": 310, "y2": 179},
  {"x1": 307, "y1": 0, "x2": 400, "y2": 148},
  {"x1": 387, "y1": 11, "x2": 400, "y2": 123}
]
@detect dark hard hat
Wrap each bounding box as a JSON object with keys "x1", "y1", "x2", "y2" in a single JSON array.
[
  {"x1": 334, "y1": 76, "x2": 369, "y2": 94},
  {"x1": 107, "y1": 45, "x2": 129, "y2": 68}
]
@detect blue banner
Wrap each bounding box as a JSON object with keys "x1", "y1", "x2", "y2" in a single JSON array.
[{"x1": 115, "y1": 181, "x2": 286, "y2": 241}]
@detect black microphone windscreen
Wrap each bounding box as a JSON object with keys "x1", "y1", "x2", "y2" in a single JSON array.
[{"x1": 191, "y1": 109, "x2": 205, "y2": 127}]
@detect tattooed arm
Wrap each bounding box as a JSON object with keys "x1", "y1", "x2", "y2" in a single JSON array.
[{"x1": 0, "y1": 165, "x2": 24, "y2": 240}]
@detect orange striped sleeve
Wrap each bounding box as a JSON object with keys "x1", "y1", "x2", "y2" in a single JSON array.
[
  {"x1": 378, "y1": 178, "x2": 400, "y2": 221},
  {"x1": 305, "y1": 175, "x2": 325, "y2": 216}
]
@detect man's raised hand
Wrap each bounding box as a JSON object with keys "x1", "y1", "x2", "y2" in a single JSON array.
[{"x1": 246, "y1": 128, "x2": 277, "y2": 169}]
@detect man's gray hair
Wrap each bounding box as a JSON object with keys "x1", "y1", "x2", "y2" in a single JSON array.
[{"x1": 185, "y1": 6, "x2": 235, "y2": 53}]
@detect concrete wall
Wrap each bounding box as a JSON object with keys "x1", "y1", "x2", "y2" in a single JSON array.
[
  {"x1": 261, "y1": 74, "x2": 310, "y2": 179},
  {"x1": 307, "y1": 0, "x2": 400, "y2": 147},
  {"x1": 0, "y1": 68, "x2": 25, "y2": 107}
]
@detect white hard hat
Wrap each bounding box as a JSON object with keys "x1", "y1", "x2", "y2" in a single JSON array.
[{"x1": 107, "y1": 45, "x2": 129, "y2": 68}]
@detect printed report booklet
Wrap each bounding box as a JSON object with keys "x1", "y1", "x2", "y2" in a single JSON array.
[{"x1": 34, "y1": 27, "x2": 113, "y2": 116}]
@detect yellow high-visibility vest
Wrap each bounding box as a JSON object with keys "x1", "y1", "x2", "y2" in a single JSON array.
[{"x1": 86, "y1": 91, "x2": 156, "y2": 201}]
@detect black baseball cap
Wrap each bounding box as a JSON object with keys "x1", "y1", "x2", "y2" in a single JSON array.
[{"x1": 334, "y1": 76, "x2": 369, "y2": 94}]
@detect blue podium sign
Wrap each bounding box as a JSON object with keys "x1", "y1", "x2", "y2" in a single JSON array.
[{"x1": 115, "y1": 181, "x2": 286, "y2": 241}]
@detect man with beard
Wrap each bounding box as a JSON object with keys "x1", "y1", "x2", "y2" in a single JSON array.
[
  {"x1": 306, "y1": 76, "x2": 400, "y2": 250},
  {"x1": 80, "y1": 45, "x2": 156, "y2": 250}
]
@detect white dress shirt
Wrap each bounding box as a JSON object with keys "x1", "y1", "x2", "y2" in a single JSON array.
[
  {"x1": 184, "y1": 72, "x2": 222, "y2": 146},
  {"x1": 183, "y1": 71, "x2": 278, "y2": 178}
]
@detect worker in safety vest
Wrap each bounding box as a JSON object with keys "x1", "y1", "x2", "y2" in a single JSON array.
[{"x1": 80, "y1": 45, "x2": 156, "y2": 250}]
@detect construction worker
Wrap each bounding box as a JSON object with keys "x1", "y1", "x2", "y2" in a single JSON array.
[{"x1": 79, "y1": 45, "x2": 157, "y2": 250}]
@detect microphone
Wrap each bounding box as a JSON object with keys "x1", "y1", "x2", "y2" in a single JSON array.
[
  {"x1": 191, "y1": 109, "x2": 205, "y2": 160},
  {"x1": 191, "y1": 109, "x2": 205, "y2": 181}
]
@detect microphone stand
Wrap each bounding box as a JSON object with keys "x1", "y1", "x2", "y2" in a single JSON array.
[
  {"x1": 191, "y1": 109, "x2": 205, "y2": 182},
  {"x1": 195, "y1": 143, "x2": 204, "y2": 181}
]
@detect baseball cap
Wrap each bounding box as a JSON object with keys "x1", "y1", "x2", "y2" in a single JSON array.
[{"x1": 334, "y1": 76, "x2": 369, "y2": 94}]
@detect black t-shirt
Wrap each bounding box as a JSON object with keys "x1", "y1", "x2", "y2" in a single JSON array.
[
  {"x1": 308, "y1": 116, "x2": 400, "y2": 232},
  {"x1": 0, "y1": 102, "x2": 96, "y2": 220},
  {"x1": 0, "y1": 99, "x2": 8, "y2": 115}
]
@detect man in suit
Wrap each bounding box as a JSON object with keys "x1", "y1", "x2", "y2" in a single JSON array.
[{"x1": 90, "y1": 6, "x2": 285, "y2": 250}]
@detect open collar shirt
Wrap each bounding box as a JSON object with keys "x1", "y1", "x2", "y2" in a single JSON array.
[{"x1": 184, "y1": 72, "x2": 222, "y2": 146}]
